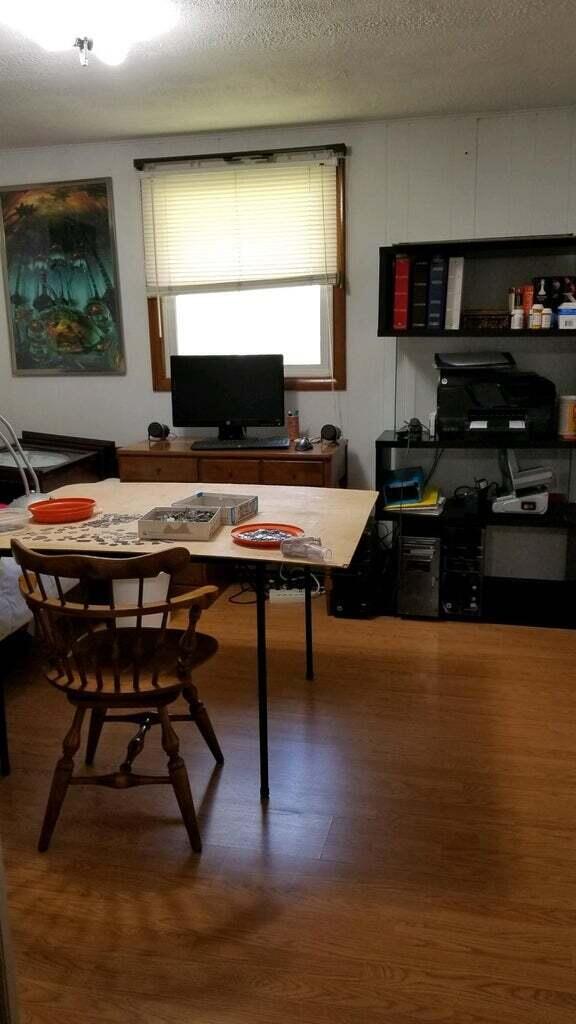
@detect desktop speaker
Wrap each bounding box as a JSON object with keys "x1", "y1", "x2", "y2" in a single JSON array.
[
  {"x1": 147, "y1": 422, "x2": 170, "y2": 441},
  {"x1": 320, "y1": 423, "x2": 342, "y2": 443}
]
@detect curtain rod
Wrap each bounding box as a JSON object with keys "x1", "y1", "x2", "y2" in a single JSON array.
[{"x1": 134, "y1": 143, "x2": 347, "y2": 171}]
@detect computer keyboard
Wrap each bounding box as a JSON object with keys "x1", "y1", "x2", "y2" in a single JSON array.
[{"x1": 192, "y1": 436, "x2": 291, "y2": 451}]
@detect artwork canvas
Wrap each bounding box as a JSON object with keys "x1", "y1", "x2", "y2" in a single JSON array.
[{"x1": 0, "y1": 178, "x2": 125, "y2": 375}]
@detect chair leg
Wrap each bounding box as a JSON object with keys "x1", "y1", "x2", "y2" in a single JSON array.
[
  {"x1": 85, "y1": 707, "x2": 106, "y2": 766},
  {"x1": 0, "y1": 679, "x2": 10, "y2": 777},
  {"x1": 158, "y1": 705, "x2": 202, "y2": 853},
  {"x1": 39, "y1": 706, "x2": 86, "y2": 853},
  {"x1": 119, "y1": 715, "x2": 153, "y2": 776},
  {"x1": 182, "y1": 681, "x2": 224, "y2": 765}
]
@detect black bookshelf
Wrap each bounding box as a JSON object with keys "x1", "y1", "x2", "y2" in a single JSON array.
[
  {"x1": 375, "y1": 430, "x2": 576, "y2": 451},
  {"x1": 378, "y1": 233, "x2": 576, "y2": 337},
  {"x1": 380, "y1": 495, "x2": 576, "y2": 531},
  {"x1": 383, "y1": 327, "x2": 576, "y2": 338},
  {"x1": 373, "y1": 432, "x2": 576, "y2": 628},
  {"x1": 375, "y1": 432, "x2": 576, "y2": 532}
]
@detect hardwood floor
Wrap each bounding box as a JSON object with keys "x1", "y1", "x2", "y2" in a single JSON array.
[{"x1": 2, "y1": 595, "x2": 576, "y2": 1024}]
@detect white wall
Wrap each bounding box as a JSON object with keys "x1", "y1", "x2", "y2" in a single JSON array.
[{"x1": 1, "y1": 106, "x2": 576, "y2": 487}]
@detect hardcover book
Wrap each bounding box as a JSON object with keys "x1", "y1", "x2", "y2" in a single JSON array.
[
  {"x1": 410, "y1": 259, "x2": 430, "y2": 329},
  {"x1": 444, "y1": 256, "x2": 464, "y2": 330},
  {"x1": 392, "y1": 254, "x2": 411, "y2": 331},
  {"x1": 427, "y1": 255, "x2": 448, "y2": 329}
]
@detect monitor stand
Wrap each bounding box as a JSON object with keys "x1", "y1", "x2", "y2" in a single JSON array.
[
  {"x1": 218, "y1": 424, "x2": 246, "y2": 441},
  {"x1": 190, "y1": 424, "x2": 290, "y2": 451},
  {"x1": 189, "y1": 424, "x2": 252, "y2": 450}
]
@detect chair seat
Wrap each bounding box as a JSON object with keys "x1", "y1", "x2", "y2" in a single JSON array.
[{"x1": 46, "y1": 628, "x2": 218, "y2": 702}]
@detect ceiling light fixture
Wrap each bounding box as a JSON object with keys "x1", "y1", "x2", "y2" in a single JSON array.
[{"x1": 0, "y1": 0, "x2": 179, "y2": 66}]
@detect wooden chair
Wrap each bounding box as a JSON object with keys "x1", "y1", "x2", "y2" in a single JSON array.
[{"x1": 11, "y1": 539, "x2": 224, "y2": 854}]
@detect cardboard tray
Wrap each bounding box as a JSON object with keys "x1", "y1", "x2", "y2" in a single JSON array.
[
  {"x1": 171, "y1": 491, "x2": 258, "y2": 525},
  {"x1": 138, "y1": 506, "x2": 222, "y2": 541}
]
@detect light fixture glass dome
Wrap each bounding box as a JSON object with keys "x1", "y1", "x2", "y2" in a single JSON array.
[{"x1": 0, "y1": 0, "x2": 179, "y2": 64}]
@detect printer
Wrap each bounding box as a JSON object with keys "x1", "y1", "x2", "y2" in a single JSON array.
[{"x1": 435, "y1": 351, "x2": 556, "y2": 440}]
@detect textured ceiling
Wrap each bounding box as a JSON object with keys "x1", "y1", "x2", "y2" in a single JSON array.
[{"x1": 0, "y1": 0, "x2": 574, "y2": 148}]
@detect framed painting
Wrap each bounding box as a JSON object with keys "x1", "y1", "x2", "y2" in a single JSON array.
[{"x1": 0, "y1": 177, "x2": 126, "y2": 375}]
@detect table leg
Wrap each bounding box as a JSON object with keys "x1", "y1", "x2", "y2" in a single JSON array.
[
  {"x1": 304, "y1": 565, "x2": 314, "y2": 681},
  {"x1": 255, "y1": 563, "x2": 269, "y2": 800},
  {"x1": 0, "y1": 679, "x2": 10, "y2": 777}
]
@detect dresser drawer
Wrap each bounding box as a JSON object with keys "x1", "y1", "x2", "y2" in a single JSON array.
[
  {"x1": 118, "y1": 456, "x2": 197, "y2": 483},
  {"x1": 199, "y1": 459, "x2": 261, "y2": 484},
  {"x1": 261, "y1": 461, "x2": 324, "y2": 487}
]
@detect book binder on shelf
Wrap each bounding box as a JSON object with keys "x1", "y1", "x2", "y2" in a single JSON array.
[
  {"x1": 410, "y1": 259, "x2": 429, "y2": 329},
  {"x1": 392, "y1": 255, "x2": 411, "y2": 331},
  {"x1": 427, "y1": 255, "x2": 448, "y2": 329},
  {"x1": 444, "y1": 256, "x2": 464, "y2": 330}
]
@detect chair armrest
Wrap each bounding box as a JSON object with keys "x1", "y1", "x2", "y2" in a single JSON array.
[{"x1": 168, "y1": 584, "x2": 219, "y2": 612}]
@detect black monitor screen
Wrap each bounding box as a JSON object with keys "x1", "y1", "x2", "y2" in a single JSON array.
[{"x1": 170, "y1": 354, "x2": 285, "y2": 428}]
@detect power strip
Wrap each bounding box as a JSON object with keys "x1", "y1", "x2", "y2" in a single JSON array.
[
  {"x1": 269, "y1": 587, "x2": 307, "y2": 603},
  {"x1": 269, "y1": 587, "x2": 322, "y2": 603}
]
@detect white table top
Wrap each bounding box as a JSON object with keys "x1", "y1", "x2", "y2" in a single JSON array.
[{"x1": 0, "y1": 480, "x2": 377, "y2": 569}]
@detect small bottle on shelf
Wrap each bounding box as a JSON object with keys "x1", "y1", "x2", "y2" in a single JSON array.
[
  {"x1": 529, "y1": 304, "x2": 543, "y2": 329},
  {"x1": 522, "y1": 284, "x2": 534, "y2": 325},
  {"x1": 287, "y1": 409, "x2": 300, "y2": 442},
  {"x1": 541, "y1": 307, "x2": 553, "y2": 329}
]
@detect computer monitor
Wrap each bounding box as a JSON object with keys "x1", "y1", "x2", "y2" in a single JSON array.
[{"x1": 170, "y1": 354, "x2": 285, "y2": 440}]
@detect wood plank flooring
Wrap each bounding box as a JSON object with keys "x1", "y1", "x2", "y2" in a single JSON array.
[{"x1": 1, "y1": 594, "x2": 576, "y2": 1024}]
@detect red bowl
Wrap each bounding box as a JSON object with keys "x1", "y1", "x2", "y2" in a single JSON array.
[
  {"x1": 28, "y1": 497, "x2": 96, "y2": 524},
  {"x1": 231, "y1": 522, "x2": 304, "y2": 549}
]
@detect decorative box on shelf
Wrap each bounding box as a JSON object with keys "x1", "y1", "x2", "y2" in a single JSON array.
[
  {"x1": 171, "y1": 491, "x2": 258, "y2": 524},
  {"x1": 460, "y1": 310, "x2": 510, "y2": 332},
  {"x1": 138, "y1": 506, "x2": 222, "y2": 542}
]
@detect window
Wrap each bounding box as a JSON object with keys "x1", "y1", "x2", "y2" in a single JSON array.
[{"x1": 138, "y1": 146, "x2": 346, "y2": 391}]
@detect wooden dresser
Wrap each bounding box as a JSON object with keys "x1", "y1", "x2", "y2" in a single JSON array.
[{"x1": 117, "y1": 439, "x2": 347, "y2": 488}]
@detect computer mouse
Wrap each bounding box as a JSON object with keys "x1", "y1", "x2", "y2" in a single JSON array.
[{"x1": 294, "y1": 437, "x2": 314, "y2": 451}]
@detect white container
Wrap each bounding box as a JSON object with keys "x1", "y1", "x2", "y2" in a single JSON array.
[
  {"x1": 0, "y1": 508, "x2": 29, "y2": 533},
  {"x1": 529, "y1": 303, "x2": 543, "y2": 329},
  {"x1": 541, "y1": 307, "x2": 553, "y2": 329},
  {"x1": 557, "y1": 302, "x2": 576, "y2": 329},
  {"x1": 558, "y1": 396, "x2": 576, "y2": 438},
  {"x1": 138, "y1": 506, "x2": 222, "y2": 541},
  {"x1": 510, "y1": 308, "x2": 524, "y2": 329}
]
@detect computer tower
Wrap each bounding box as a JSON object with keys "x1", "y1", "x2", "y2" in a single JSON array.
[
  {"x1": 329, "y1": 526, "x2": 380, "y2": 618},
  {"x1": 440, "y1": 525, "x2": 484, "y2": 618},
  {"x1": 397, "y1": 536, "x2": 440, "y2": 618}
]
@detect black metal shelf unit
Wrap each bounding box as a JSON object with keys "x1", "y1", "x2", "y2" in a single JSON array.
[
  {"x1": 375, "y1": 431, "x2": 576, "y2": 452},
  {"x1": 377, "y1": 233, "x2": 576, "y2": 337},
  {"x1": 374, "y1": 432, "x2": 576, "y2": 628},
  {"x1": 375, "y1": 432, "x2": 576, "y2": 524}
]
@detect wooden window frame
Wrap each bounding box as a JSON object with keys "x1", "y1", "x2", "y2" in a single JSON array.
[{"x1": 147, "y1": 160, "x2": 346, "y2": 393}]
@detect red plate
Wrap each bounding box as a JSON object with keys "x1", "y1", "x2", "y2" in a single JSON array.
[
  {"x1": 28, "y1": 497, "x2": 96, "y2": 524},
  {"x1": 231, "y1": 522, "x2": 304, "y2": 549}
]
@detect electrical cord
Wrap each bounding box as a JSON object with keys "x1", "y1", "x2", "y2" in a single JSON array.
[
  {"x1": 422, "y1": 447, "x2": 444, "y2": 491},
  {"x1": 228, "y1": 583, "x2": 258, "y2": 605}
]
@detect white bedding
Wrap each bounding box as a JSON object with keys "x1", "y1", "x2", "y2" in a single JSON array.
[
  {"x1": 0, "y1": 558, "x2": 32, "y2": 642},
  {"x1": 0, "y1": 562, "x2": 144, "y2": 643}
]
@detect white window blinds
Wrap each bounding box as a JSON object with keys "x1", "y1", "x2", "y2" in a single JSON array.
[{"x1": 139, "y1": 155, "x2": 340, "y2": 295}]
